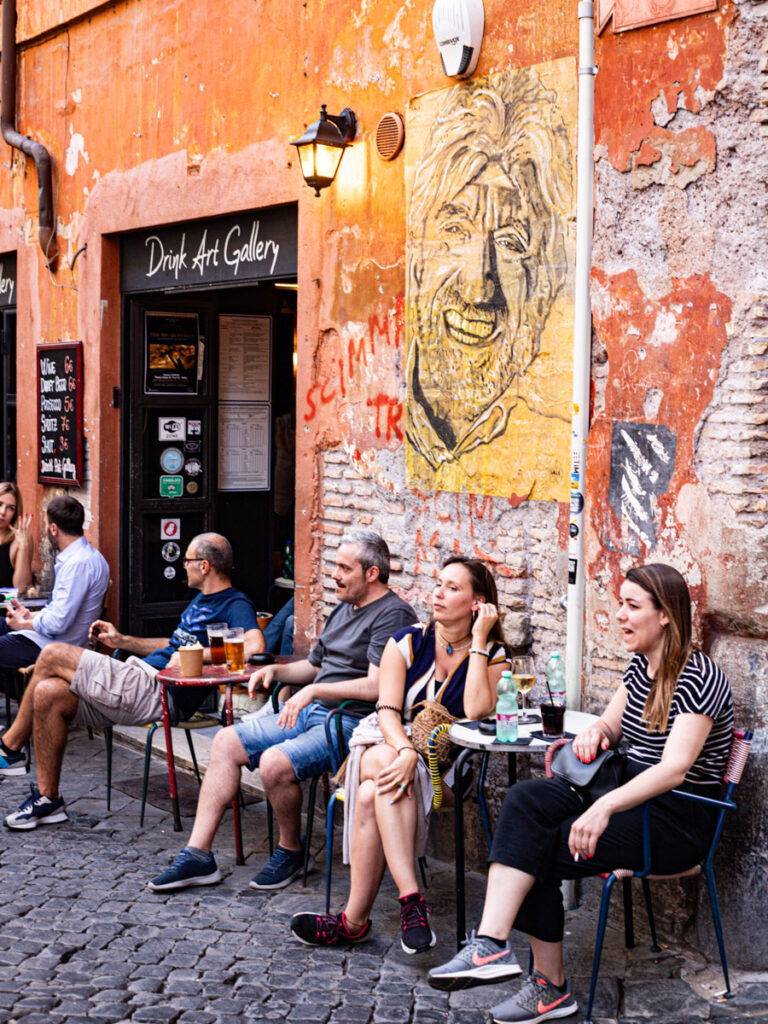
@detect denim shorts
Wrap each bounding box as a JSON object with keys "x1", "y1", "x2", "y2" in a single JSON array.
[{"x1": 233, "y1": 702, "x2": 358, "y2": 781}]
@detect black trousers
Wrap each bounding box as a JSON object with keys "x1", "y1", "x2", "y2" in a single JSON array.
[
  {"x1": 489, "y1": 762, "x2": 718, "y2": 943},
  {"x1": 0, "y1": 620, "x2": 42, "y2": 670}
]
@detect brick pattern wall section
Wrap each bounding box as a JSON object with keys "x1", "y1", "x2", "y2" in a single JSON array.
[{"x1": 305, "y1": 449, "x2": 570, "y2": 695}]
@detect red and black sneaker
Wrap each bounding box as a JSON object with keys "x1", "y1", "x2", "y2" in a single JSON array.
[
  {"x1": 398, "y1": 891, "x2": 436, "y2": 954},
  {"x1": 290, "y1": 910, "x2": 371, "y2": 947}
]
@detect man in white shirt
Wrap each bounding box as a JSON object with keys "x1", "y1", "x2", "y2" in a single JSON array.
[{"x1": 0, "y1": 495, "x2": 109, "y2": 669}]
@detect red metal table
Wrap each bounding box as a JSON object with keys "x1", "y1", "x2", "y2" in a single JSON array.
[{"x1": 156, "y1": 665, "x2": 251, "y2": 864}]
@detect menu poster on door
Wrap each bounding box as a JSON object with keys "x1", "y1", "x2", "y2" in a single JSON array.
[
  {"x1": 218, "y1": 315, "x2": 271, "y2": 402},
  {"x1": 218, "y1": 403, "x2": 271, "y2": 491},
  {"x1": 144, "y1": 312, "x2": 201, "y2": 394},
  {"x1": 37, "y1": 342, "x2": 83, "y2": 486}
]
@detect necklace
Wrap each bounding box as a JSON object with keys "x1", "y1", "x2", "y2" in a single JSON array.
[{"x1": 436, "y1": 628, "x2": 472, "y2": 656}]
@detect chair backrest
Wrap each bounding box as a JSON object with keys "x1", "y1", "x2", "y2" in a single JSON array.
[{"x1": 723, "y1": 728, "x2": 752, "y2": 788}]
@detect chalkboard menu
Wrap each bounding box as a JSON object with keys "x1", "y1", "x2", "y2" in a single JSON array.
[{"x1": 37, "y1": 342, "x2": 83, "y2": 486}]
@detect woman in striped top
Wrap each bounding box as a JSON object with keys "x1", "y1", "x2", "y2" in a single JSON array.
[
  {"x1": 427, "y1": 563, "x2": 734, "y2": 1024},
  {"x1": 291, "y1": 556, "x2": 508, "y2": 954}
]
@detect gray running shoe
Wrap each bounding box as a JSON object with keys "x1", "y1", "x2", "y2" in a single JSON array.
[
  {"x1": 427, "y1": 930, "x2": 521, "y2": 991},
  {"x1": 490, "y1": 970, "x2": 577, "y2": 1023}
]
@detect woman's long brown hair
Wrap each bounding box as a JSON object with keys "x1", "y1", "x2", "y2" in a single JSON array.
[
  {"x1": 625, "y1": 563, "x2": 694, "y2": 733},
  {"x1": 0, "y1": 482, "x2": 22, "y2": 546},
  {"x1": 440, "y1": 555, "x2": 507, "y2": 648}
]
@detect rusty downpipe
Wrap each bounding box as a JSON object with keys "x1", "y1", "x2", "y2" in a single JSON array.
[{"x1": 1, "y1": 0, "x2": 57, "y2": 268}]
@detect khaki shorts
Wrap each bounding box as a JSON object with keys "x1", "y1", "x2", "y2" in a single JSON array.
[{"x1": 71, "y1": 649, "x2": 163, "y2": 728}]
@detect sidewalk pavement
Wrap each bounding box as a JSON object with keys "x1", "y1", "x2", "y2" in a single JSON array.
[{"x1": 0, "y1": 726, "x2": 765, "y2": 1024}]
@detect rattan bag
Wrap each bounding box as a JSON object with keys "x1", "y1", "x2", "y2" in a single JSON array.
[{"x1": 409, "y1": 700, "x2": 458, "y2": 771}]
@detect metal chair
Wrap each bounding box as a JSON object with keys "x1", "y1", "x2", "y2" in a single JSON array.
[
  {"x1": 139, "y1": 709, "x2": 220, "y2": 826},
  {"x1": 265, "y1": 681, "x2": 375, "y2": 886},
  {"x1": 582, "y1": 728, "x2": 753, "y2": 1024}
]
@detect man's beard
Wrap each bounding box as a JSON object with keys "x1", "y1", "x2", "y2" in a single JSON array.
[{"x1": 413, "y1": 294, "x2": 531, "y2": 450}]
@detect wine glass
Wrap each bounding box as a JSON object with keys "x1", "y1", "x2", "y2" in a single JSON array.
[{"x1": 512, "y1": 655, "x2": 537, "y2": 725}]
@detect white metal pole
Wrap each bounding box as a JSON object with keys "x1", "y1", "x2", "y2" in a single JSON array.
[{"x1": 565, "y1": 1, "x2": 596, "y2": 710}]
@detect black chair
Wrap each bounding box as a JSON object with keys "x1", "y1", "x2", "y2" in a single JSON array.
[{"x1": 582, "y1": 729, "x2": 753, "y2": 1024}]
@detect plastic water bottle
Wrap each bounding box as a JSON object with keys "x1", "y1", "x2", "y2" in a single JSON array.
[
  {"x1": 496, "y1": 671, "x2": 519, "y2": 742},
  {"x1": 545, "y1": 653, "x2": 567, "y2": 706}
]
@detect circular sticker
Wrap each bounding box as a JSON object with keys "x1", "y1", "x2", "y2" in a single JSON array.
[
  {"x1": 162, "y1": 541, "x2": 181, "y2": 562},
  {"x1": 185, "y1": 458, "x2": 202, "y2": 476},
  {"x1": 160, "y1": 447, "x2": 185, "y2": 474},
  {"x1": 186, "y1": 480, "x2": 199, "y2": 494},
  {"x1": 569, "y1": 522, "x2": 579, "y2": 539},
  {"x1": 164, "y1": 566, "x2": 176, "y2": 580}
]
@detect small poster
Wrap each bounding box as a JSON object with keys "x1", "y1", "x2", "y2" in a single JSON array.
[
  {"x1": 218, "y1": 403, "x2": 271, "y2": 491},
  {"x1": 145, "y1": 312, "x2": 200, "y2": 394},
  {"x1": 219, "y1": 315, "x2": 272, "y2": 402}
]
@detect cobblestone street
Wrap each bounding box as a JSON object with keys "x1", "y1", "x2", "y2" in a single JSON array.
[{"x1": 0, "y1": 729, "x2": 766, "y2": 1024}]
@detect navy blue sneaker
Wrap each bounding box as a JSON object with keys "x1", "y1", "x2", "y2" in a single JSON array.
[
  {"x1": 250, "y1": 844, "x2": 314, "y2": 890},
  {"x1": 0, "y1": 747, "x2": 27, "y2": 776},
  {"x1": 5, "y1": 786, "x2": 68, "y2": 830},
  {"x1": 148, "y1": 849, "x2": 222, "y2": 891}
]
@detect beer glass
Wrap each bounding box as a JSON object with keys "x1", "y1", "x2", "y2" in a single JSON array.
[
  {"x1": 206, "y1": 623, "x2": 228, "y2": 666},
  {"x1": 224, "y1": 627, "x2": 245, "y2": 672}
]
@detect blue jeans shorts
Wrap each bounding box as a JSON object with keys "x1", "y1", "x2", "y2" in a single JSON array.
[{"x1": 233, "y1": 702, "x2": 358, "y2": 781}]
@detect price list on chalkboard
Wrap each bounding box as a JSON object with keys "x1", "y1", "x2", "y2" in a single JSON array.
[{"x1": 37, "y1": 342, "x2": 83, "y2": 486}]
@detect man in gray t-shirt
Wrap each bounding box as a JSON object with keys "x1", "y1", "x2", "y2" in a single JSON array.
[{"x1": 148, "y1": 530, "x2": 416, "y2": 894}]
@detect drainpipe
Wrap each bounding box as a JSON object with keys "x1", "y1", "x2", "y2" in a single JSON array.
[
  {"x1": 1, "y1": 0, "x2": 57, "y2": 269},
  {"x1": 565, "y1": 2, "x2": 596, "y2": 709}
]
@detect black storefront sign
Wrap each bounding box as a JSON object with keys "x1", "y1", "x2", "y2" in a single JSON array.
[
  {"x1": 119, "y1": 204, "x2": 298, "y2": 292},
  {"x1": 37, "y1": 342, "x2": 84, "y2": 486},
  {"x1": 0, "y1": 254, "x2": 16, "y2": 308}
]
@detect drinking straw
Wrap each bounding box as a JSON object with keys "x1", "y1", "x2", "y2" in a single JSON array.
[{"x1": 545, "y1": 672, "x2": 554, "y2": 704}]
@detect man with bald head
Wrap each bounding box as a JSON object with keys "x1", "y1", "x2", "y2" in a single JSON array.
[{"x1": 0, "y1": 532, "x2": 264, "y2": 831}]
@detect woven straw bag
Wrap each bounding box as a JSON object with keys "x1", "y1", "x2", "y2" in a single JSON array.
[{"x1": 409, "y1": 700, "x2": 458, "y2": 771}]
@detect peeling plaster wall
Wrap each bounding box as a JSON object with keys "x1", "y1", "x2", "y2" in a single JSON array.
[
  {"x1": 587, "y1": 0, "x2": 768, "y2": 965},
  {"x1": 2, "y1": 0, "x2": 767, "y2": 965}
]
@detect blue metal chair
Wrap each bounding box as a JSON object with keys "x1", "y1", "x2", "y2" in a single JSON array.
[
  {"x1": 265, "y1": 681, "x2": 374, "y2": 886},
  {"x1": 584, "y1": 728, "x2": 753, "y2": 1024}
]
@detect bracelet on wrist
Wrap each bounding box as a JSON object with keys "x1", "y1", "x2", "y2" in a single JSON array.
[
  {"x1": 397, "y1": 745, "x2": 417, "y2": 756},
  {"x1": 376, "y1": 702, "x2": 404, "y2": 717},
  {"x1": 469, "y1": 647, "x2": 489, "y2": 657}
]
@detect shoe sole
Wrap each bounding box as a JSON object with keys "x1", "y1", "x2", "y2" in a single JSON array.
[
  {"x1": 250, "y1": 855, "x2": 315, "y2": 890},
  {"x1": 5, "y1": 810, "x2": 68, "y2": 831},
  {"x1": 401, "y1": 928, "x2": 437, "y2": 955},
  {"x1": 147, "y1": 868, "x2": 223, "y2": 892},
  {"x1": 491, "y1": 1001, "x2": 577, "y2": 1023},
  {"x1": 427, "y1": 963, "x2": 523, "y2": 991},
  {"x1": 0, "y1": 765, "x2": 28, "y2": 776}
]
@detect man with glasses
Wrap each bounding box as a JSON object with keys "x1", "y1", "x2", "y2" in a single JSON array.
[
  {"x1": 150, "y1": 529, "x2": 417, "y2": 893},
  {"x1": 0, "y1": 533, "x2": 264, "y2": 831}
]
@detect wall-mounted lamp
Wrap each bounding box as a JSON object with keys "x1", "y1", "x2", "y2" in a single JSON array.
[{"x1": 291, "y1": 105, "x2": 357, "y2": 196}]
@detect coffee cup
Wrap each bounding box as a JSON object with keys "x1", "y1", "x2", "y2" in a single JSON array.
[
  {"x1": 540, "y1": 701, "x2": 566, "y2": 738},
  {"x1": 178, "y1": 643, "x2": 204, "y2": 677}
]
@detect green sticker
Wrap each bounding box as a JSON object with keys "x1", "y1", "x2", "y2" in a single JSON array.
[{"x1": 160, "y1": 475, "x2": 184, "y2": 498}]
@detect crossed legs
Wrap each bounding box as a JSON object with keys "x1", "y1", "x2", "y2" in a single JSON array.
[
  {"x1": 343, "y1": 744, "x2": 420, "y2": 931},
  {"x1": 2, "y1": 642, "x2": 82, "y2": 798}
]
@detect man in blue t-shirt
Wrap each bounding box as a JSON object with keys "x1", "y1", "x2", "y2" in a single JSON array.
[{"x1": 0, "y1": 533, "x2": 264, "y2": 832}]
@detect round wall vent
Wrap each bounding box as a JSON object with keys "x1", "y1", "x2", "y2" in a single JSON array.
[{"x1": 375, "y1": 112, "x2": 405, "y2": 161}]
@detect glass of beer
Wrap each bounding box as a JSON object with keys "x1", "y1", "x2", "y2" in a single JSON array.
[
  {"x1": 207, "y1": 623, "x2": 228, "y2": 667},
  {"x1": 512, "y1": 655, "x2": 537, "y2": 725},
  {"x1": 224, "y1": 627, "x2": 245, "y2": 672}
]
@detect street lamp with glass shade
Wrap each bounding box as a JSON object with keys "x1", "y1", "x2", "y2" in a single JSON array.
[{"x1": 291, "y1": 105, "x2": 357, "y2": 196}]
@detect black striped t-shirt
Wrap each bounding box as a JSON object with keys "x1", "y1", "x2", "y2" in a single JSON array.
[{"x1": 621, "y1": 651, "x2": 733, "y2": 787}]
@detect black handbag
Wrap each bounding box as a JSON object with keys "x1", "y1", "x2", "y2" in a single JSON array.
[{"x1": 550, "y1": 741, "x2": 627, "y2": 805}]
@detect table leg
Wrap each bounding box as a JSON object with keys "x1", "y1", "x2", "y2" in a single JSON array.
[
  {"x1": 454, "y1": 748, "x2": 473, "y2": 950},
  {"x1": 225, "y1": 684, "x2": 245, "y2": 866},
  {"x1": 507, "y1": 752, "x2": 517, "y2": 787},
  {"x1": 161, "y1": 682, "x2": 182, "y2": 832}
]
